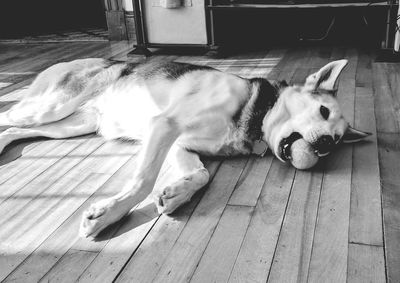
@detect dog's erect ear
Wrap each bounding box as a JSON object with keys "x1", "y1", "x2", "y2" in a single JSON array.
[
  {"x1": 305, "y1": 59, "x2": 348, "y2": 92},
  {"x1": 342, "y1": 126, "x2": 372, "y2": 143}
]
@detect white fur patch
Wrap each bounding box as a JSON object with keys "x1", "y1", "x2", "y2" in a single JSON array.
[{"x1": 94, "y1": 83, "x2": 161, "y2": 140}]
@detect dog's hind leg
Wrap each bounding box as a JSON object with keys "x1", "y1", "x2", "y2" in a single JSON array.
[
  {"x1": 0, "y1": 93, "x2": 85, "y2": 128},
  {"x1": 152, "y1": 145, "x2": 209, "y2": 214},
  {"x1": 0, "y1": 110, "x2": 98, "y2": 154},
  {"x1": 80, "y1": 115, "x2": 181, "y2": 238}
]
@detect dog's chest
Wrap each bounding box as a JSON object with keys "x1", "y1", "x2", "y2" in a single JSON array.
[{"x1": 177, "y1": 117, "x2": 251, "y2": 156}]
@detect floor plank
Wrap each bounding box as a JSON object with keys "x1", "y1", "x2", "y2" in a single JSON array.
[
  {"x1": 378, "y1": 133, "x2": 400, "y2": 283},
  {"x1": 228, "y1": 155, "x2": 273, "y2": 206},
  {"x1": 190, "y1": 205, "x2": 254, "y2": 283},
  {"x1": 372, "y1": 63, "x2": 400, "y2": 133},
  {"x1": 349, "y1": 88, "x2": 382, "y2": 245},
  {"x1": 347, "y1": 243, "x2": 386, "y2": 283},
  {"x1": 228, "y1": 160, "x2": 296, "y2": 283}
]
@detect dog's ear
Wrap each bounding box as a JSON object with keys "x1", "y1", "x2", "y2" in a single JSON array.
[
  {"x1": 342, "y1": 126, "x2": 372, "y2": 143},
  {"x1": 305, "y1": 59, "x2": 348, "y2": 93}
]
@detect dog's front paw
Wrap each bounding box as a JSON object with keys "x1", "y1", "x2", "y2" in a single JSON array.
[
  {"x1": 79, "y1": 198, "x2": 126, "y2": 238},
  {"x1": 154, "y1": 184, "x2": 192, "y2": 215}
]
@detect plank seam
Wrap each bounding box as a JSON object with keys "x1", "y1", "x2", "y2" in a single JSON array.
[
  {"x1": 70, "y1": 248, "x2": 99, "y2": 254},
  {"x1": 348, "y1": 241, "x2": 383, "y2": 248},
  {"x1": 226, "y1": 203, "x2": 256, "y2": 208},
  {"x1": 266, "y1": 169, "x2": 298, "y2": 283},
  {"x1": 107, "y1": 216, "x2": 162, "y2": 283},
  {"x1": 305, "y1": 169, "x2": 326, "y2": 282},
  {"x1": 376, "y1": 131, "x2": 400, "y2": 135},
  {"x1": 372, "y1": 61, "x2": 390, "y2": 283}
]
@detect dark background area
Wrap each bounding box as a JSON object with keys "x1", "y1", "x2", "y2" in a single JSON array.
[
  {"x1": 214, "y1": 7, "x2": 391, "y2": 49},
  {"x1": 0, "y1": 1, "x2": 393, "y2": 48},
  {"x1": 0, "y1": 0, "x2": 106, "y2": 39}
]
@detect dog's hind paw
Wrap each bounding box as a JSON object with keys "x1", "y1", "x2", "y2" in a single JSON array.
[{"x1": 79, "y1": 198, "x2": 126, "y2": 238}]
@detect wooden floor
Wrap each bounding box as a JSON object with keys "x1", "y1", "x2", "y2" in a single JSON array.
[{"x1": 0, "y1": 41, "x2": 398, "y2": 283}]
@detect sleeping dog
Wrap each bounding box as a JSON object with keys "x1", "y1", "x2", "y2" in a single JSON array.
[{"x1": 0, "y1": 58, "x2": 370, "y2": 237}]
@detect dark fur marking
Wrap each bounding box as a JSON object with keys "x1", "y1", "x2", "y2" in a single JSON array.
[
  {"x1": 105, "y1": 60, "x2": 123, "y2": 68},
  {"x1": 160, "y1": 62, "x2": 214, "y2": 80},
  {"x1": 119, "y1": 63, "x2": 139, "y2": 78},
  {"x1": 87, "y1": 69, "x2": 103, "y2": 78},
  {"x1": 235, "y1": 78, "x2": 280, "y2": 142},
  {"x1": 183, "y1": 176, "x2": 193, "y2": 182},
  {"x1": 57, "y1": 72, "x2": 74, "y2": 88},
  {"x1": 117, "y1": 61, "x2": 214, "y2": 81}
]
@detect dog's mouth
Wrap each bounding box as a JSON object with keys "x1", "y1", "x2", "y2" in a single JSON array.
[
  {"x1": 279, "y1": 132, "x2": 303, "y2": 162},
  {"x1": 279, "y1": 132, "x2": 334, "y2": 161}
]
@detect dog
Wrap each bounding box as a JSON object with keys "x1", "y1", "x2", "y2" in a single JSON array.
[{"x1": 0, "y1": 58, "x2": 370, "y2": 238}]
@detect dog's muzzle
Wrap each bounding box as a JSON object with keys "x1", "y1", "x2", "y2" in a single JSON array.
[{"x1": 313, "y1": 135, "x2": 335, "y2": 157}]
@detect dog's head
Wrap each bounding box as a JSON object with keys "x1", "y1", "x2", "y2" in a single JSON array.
[{"x1": 262, "y1": 59, "x2": 371, "y2": 166}]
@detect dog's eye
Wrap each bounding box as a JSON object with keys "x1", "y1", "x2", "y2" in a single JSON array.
[{"x1": 320, "y1": 105, "x2": 330, "y2": 120}]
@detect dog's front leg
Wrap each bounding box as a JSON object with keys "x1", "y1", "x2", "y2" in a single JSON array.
[
  {"x1": 153, "y1": 144, "x2": 210, "y2": 214},
  {"x1": 80, "y1": 116, "x2": 180, "y2": 238}
]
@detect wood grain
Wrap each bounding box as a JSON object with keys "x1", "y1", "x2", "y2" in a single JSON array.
[
  {"x1": 347, "y1": 243, "x2": 386, "y2": 283},
  {"x1": 190, "y1": 205, "x2": 254, "y2": 283},
  {"x1": 372, "y1": 63, "x2": 399, "y2": 133},
  {"x1": 228, "y1": 155, "x2": 273, "y2": 206},
  {"x1": 378, "y1": 133, "x2": 400, "y2": 283},
  {"x1": 228, "y1": 159, "x2": 296, "y2": 283}
]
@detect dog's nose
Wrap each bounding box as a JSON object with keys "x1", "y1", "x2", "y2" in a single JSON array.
[{"x1": 314, "y1": 135, "x2": 334, "y2": 155}]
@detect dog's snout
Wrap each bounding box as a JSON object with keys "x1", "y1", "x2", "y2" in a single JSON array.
[{"x1": 314, "y1": 135, "x2": 334, "y2": 155}]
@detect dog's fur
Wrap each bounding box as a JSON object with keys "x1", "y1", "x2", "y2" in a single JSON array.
[{"x1": 0, "y1": 58, "x2": 370, "y2": 237}]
